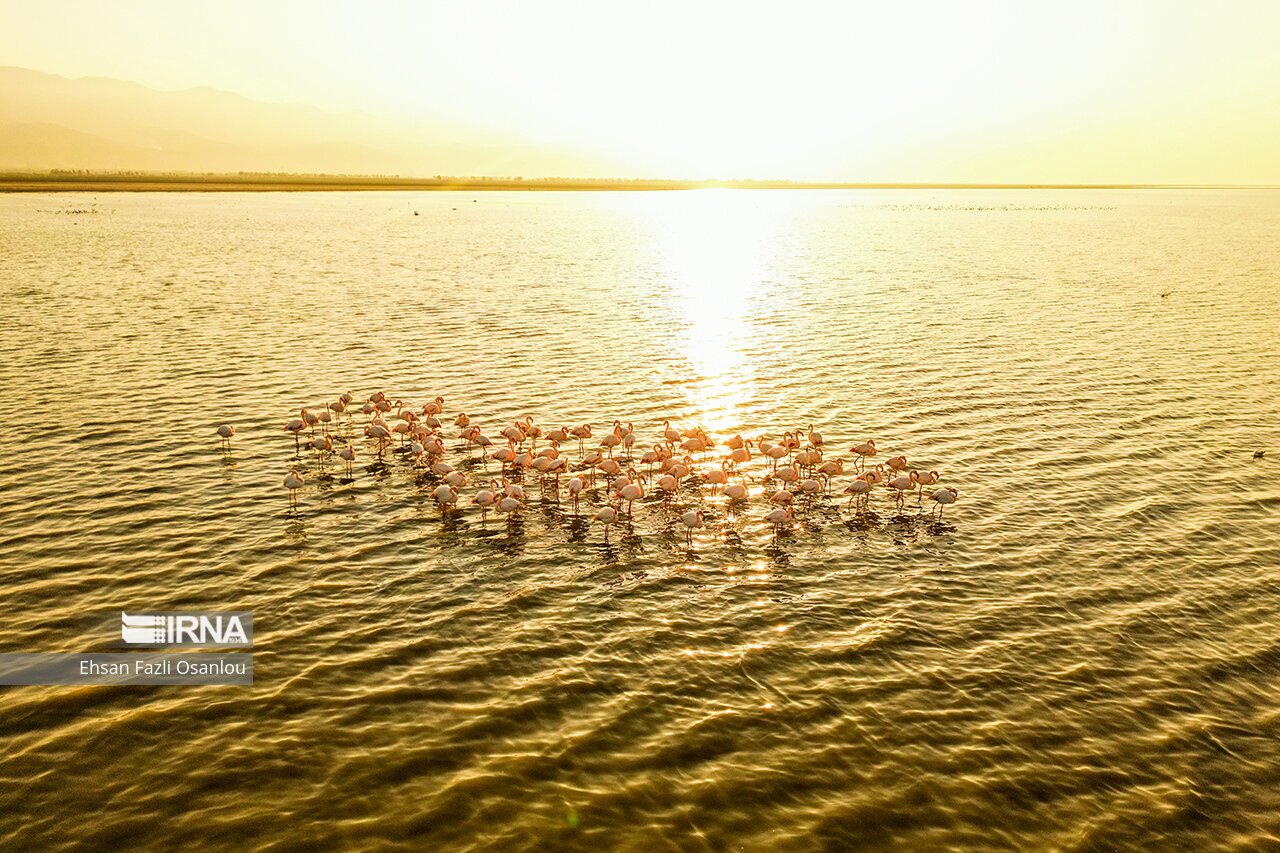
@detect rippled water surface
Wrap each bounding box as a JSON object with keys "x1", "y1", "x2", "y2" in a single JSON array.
[{"x1": 2, "y1": 189, "x2": 1279, "y2": 850}]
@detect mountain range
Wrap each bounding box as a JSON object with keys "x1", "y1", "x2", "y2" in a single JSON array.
[{"x1": 0, "y1": 66, "x2": 603, "y2": 177}]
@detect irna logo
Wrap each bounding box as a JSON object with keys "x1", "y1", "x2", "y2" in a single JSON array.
[{"x1": 120, "y1": 612, "x2": 252, "y2": 647}]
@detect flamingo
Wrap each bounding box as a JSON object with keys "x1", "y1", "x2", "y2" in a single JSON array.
[
  {"x1": 887, "y1": 471, "x2": 919, "y2": 508},
  {"x1": 794, "y1": 448, "x2": 821, "y2": 472},
  {"x1": 774, "y1": 464, "x2": 800, "y2": 491},
  {"x1": 600, "y1": 430, "x2": 622, "y2": 457},
  {"x1": 432, "y1": 484, "x2": 458, "y2": 512},
  {"x1": 616, "y1": 480, "x2": 645, "y2": 516},
  {"x1": 931, "y1": 487, "x2": 959, "y2": 517},
  {"x1": 593, "y1": 505, "x2": 620, "y2": 539},
  {"x1": 524, "y1": 418, "x2": 543, "y2": 451},
  {"x1": 915, "y1": 470, "x2": 941, "y2": 499},
  {"x1": 843, "y1": 478, "x2": 871, "y2": 509},
  {"x1": 338, "y1": 442, "x2": 356, "y2": 478},
  {"x1": 886, "y1": 455, "x2": 909, "y2": 478},
  {"x1": 724, "y1": 481, "x2": 749, "y2": 501},
  {"x1": 681, "y1": 434, "x2": 711, "y2": 456},
  {"x1": 770, "y1": 489, "x2": 794, "y2": 505},
  {"x1": 807, "y1": 424, "x2": 824, "y2": 450},
  {"x1": 567, "y1": 477, "x2": 586, "y2": 513},
  {"x1": 283, "y1": 413, "x2": 307, "y2": 450},
  {"x1": 704, "y1": 461, "x2": 729, "y2": 493},
  {"x1": 473, "y1": 482, "x2": 498, "y2": 522},
  {"x1": 765, "y1": 505, "x2": 793, "y2": 533},
  {"x1": 497, "y1": 495, "x2": 524, "y2": 516},
  {"x1": 365, "y1": 422, "x2": 392, "y2": 458},
  {"x1": 640, "y1": 445, "x2": 665, "y2": 474},
  {"x1": 816, "y1": 458, "x2": 844, "y2": 491},
  {"x1": 216, "y1": 424, "x2": 235, "y2": 448},
  {"x1": 490, "y1": 446, "x2": 516, "y2": 471},
  {"x1": 283, "y1": 471, "x2": 305, "y2": 503},
  {"x1": 310, "y1": 434, "x2": 333, "y2": 471},
  {"x1": 570, "y1": 424, "x2": 593, "y2": 454},
  {"x1": 851, "y1": 440, "x2": 877, "y2": 471},
  {"x1": 679, "y1": 509, "x2": 704, "y2": 543},
  {"x1": 764, "y1": 440, "x2": 789, "y2": 470},
  {"x1": 726, "y1": 440, "x2": 753, "y2": 469}
]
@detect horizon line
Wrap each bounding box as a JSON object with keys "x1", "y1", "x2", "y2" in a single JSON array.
[{"x1": 2, "y1": 171, "x2": 1278, "y2": 193}]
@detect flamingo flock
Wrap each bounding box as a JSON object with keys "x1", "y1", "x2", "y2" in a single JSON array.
[{"x1": 218, "y1": 390, "x2": 961, "y2": 542}]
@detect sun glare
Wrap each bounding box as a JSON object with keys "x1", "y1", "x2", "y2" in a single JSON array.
[{"x1": 647, "y1": 190, "x2": 789, "y2": 433}]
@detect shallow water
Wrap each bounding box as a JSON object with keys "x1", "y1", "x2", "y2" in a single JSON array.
[{"x1": 2, "y1": 188, "x2": 1279, "y2": 850}]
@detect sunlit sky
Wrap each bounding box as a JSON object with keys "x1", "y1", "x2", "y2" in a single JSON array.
[{"x1": 3, "y1": 0, "x2": 1279, "y2": 182}]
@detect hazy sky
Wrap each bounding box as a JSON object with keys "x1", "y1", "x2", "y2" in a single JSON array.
[{"x1": 3, "y1": 0, "x2": 1279, "y2": 181}]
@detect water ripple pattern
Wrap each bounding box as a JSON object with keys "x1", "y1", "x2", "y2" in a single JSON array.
[{"x1": 1, "y1": 189, "x2": 1279, "y2": 850}]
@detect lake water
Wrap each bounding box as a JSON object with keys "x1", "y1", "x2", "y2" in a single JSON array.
[{"x1": 2, "y1": 189, "x2": 1279, "y2": 850}]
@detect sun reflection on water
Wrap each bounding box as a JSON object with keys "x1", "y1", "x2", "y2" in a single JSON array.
[{"x1": 647, "y1": 190, "x2": 789, "y2": 434}]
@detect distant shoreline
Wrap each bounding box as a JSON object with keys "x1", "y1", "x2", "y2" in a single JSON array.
[{"x1": 1, "y1": 173, "x2": 1274, "y2": 193}]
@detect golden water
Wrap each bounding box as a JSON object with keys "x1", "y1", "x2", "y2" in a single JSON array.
[{"x1": 2, "y1": 189, "x2": 1279, "y2": 850}]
